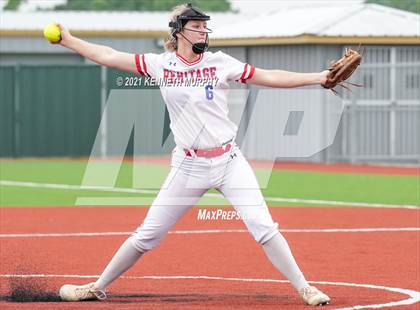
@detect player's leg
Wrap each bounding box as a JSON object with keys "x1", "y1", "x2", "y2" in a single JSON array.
[
  {"x1": 95, "y1": 151, "x2": 209, "y2": 289},
  {"x1": 60, "y1": 149, "x2": 209, "y2": 301},
  {"x1": 93, "y1": 170, "x2": 207, "y2": 290},
  {"x1": 216, "y1": 147, "x2": 330, "y2": 305},
  {"x1": 216, "y1": 149, "x2": 308, "y2": 290}
]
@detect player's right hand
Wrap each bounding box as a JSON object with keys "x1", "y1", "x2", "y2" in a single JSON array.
[{"x1": 55, "y1": 23, "x2": 72, "y2": 46}]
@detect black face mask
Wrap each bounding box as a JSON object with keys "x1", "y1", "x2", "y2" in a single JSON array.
[
  {"x1": 179, "y1": 28, "x2": 211, "y2": 54},
  {"x1": 192, "y1": 42, "x2": 208, "y2": 54},
  {"x1": 179, "y1": 31, "x2": 209, "y2": 54}
]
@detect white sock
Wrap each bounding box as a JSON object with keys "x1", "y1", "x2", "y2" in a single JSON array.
[
  {"x1": 262, "y1": 233, "x2": 308, "y2": 291},
  {"x1": 94, "y1": 238, "x2": 143, "y2": 290}
]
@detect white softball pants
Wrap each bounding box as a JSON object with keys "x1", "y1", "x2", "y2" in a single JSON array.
[{"x1": 130, "y1": 144, "x2": 279, "y2": 252}]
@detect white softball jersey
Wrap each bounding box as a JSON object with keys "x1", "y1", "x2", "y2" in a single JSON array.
[{"x1": 134, "y1": 51, "x2": 255, "y2": 150}]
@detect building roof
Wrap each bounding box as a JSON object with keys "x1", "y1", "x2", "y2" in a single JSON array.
[
  {"x1": 0, "y1": 10, "x2": 244, "y2": 32},
  {"x1": 1, "y1": 3, "x2": 419, "y2": 45},
  {"x1": 212, "y1": 3, "x2": 420, "y2": 38},
  {"x1": 212, "y1": 3, "x2": 420, "y2": 45}
]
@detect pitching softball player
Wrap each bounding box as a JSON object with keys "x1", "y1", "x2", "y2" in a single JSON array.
[{"x1": 57, "y1": 3, "x2": 331, "y2": 306}]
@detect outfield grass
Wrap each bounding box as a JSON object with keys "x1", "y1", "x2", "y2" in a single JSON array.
[{"x1": 0, "y1": 159, "x2": 418, "y2": 207}]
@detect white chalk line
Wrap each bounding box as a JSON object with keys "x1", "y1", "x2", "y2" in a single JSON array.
[
  {"x1": 0, "y1": 227, "x2": 419, "y2": 238},
  {"x1": 0, "y1": 274, "x2": 418, "y2": 309},
  {"x1": 1, "y1": 180, "x2": 419, "y2": 209}
]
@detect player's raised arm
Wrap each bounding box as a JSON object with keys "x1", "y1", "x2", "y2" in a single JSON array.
[
  {"x1": 56, "y1": 24, "x2": 138, "y2": 74},
  {"x1": 248, "y1": 68, "x2": 329, "y2": 88}
]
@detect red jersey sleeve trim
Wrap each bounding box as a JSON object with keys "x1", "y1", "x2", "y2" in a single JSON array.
[
  {"x1": 141, "y1": 54, "x2": 150, "y2": 77},
  {"x1": 135, "y1": 54, "x2": 144, "y2": 76},
  {"x1": 240, "y1": 64, "x2": 248, "y2": 81},
  {"x1": 240, "y1": 64, "x2": 255, "y2": 84},
  {"x1": 247, "y1": 66, "x2": 255, "y2": 80}
]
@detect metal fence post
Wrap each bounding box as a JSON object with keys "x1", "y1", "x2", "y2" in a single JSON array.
[
  {"x1": 389, "y1": 47, "x2": 397, "y2": 158},
  {"x1": 349, "y1": 96, "x2": 357, "y2": 163},
  {"x1": 13, "y1": 65, "x2": 20, "y2": 157},
  {"x1": 100, "y1": 66, "x2": 107, "y2": 158}
]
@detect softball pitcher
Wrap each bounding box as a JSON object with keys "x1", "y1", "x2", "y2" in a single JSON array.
[{"x1": 57, "y1": 3, "x2": 331, "y2": 306}]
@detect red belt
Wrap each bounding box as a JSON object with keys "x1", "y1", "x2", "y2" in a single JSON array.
[{"x1": 184, "y1": 143, "x2": 232, "y2": 158}]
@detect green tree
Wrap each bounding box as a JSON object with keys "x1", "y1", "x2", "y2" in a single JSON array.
[
  {"x1": 366, "y1": 0, "x2": 420, "y2": 14},
  {"x1": 53, "y1": 0, "x2": 231, "y2": 12},
  {"x1": 4, "y1": 0, "x2": 22, "y2": 10}
]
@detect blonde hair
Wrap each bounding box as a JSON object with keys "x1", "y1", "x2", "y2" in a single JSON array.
[{"x1": 164, "y1": 4, "x2": 190, "y2": 52}]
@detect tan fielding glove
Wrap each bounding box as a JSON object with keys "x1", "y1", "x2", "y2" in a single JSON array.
[{"x1": 322, "y1": 46, "x2": 365, "y2": 94}]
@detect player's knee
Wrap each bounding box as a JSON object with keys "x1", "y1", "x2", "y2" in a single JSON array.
[
  {"x1": 129, "y1": 225, "x2": 168, "y2": 252},
  {"x1": 130, "y1": 231, "x2": 162, "y2": 252},
  {"x1": 252, "y1": 222, "x2": 280, "y2": 245}
]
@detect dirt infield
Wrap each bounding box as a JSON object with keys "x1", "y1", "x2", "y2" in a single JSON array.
[{"x1": 0, "y1": 206, "x2": 419, "y2": 309}]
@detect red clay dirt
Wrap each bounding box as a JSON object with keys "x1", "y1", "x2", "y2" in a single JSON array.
[{"x1": 0, "y1": 207, "x2": 419, "y2": 309}]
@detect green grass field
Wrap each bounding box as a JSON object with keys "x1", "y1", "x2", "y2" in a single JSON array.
[{"x1": 0, "y1": 159, "x2": 418, "y2": 207}]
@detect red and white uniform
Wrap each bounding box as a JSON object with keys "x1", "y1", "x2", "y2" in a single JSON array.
[
  {"x1": 135, "y1": 51, "x2": 255, "y2": 149},
  {"x1": 89, "y1": 48, "x2": 310, "y2": 298},
  {"x1": 129, "y1": 51, "x2": 278, "y2": 252}
]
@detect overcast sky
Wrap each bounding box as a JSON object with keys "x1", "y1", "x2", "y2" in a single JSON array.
[
  {"x1": 0, "y1": 0, "x2": 365, "y2": 12},
  {"x1": 230, "y1": 0, "x2": 364, "y2": 14}
]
